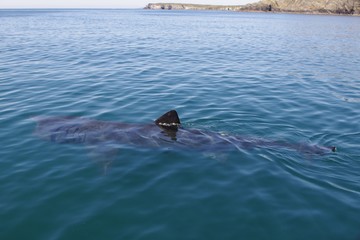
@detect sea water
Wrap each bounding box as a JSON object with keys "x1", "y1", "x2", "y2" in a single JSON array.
[{"x1": 0, "y1": 9, "x2": 359, "y2": 239}]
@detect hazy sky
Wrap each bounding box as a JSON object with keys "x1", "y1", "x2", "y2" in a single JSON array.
[{"x1": 0, "y1": 1, "x2": 258, "y2": 9}]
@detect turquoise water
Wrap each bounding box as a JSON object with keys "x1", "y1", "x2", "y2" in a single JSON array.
[{"x1": 1, "y1": 9, "x2": 360, "y2": 239}]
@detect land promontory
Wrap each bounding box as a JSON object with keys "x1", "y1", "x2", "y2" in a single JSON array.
[{"x1": 145, "y1": 0, "x2": 360, "y2": 15}]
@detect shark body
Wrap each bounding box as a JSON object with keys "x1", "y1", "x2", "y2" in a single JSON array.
[{"x1": 33, "y1": 110, "x2": 336, "y2": 155}]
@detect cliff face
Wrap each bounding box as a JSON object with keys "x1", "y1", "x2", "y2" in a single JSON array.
[
  {"x1": 145, "y1": 1, "x2": 360, "y2": 14},
  {"x1": 248, "y1": 0, "x2": 360, "y2": 14}
]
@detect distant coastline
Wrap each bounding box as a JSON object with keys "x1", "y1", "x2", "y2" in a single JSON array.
[{"x1": 145, "y1": 1, "x2": 360, "y2": 15}]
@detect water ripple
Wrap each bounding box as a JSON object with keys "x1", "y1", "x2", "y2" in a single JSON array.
[{"x1": 1, "y1": 9, "x2": 360, "y2": 240}]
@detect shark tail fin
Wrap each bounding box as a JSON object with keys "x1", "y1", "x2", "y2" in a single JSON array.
[{"x1": 155, "y1": 110, "x2": 181, "y2": 131}]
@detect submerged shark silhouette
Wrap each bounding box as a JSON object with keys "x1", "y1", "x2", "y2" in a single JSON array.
[{"x1": 33, "y1": 110, "x2": 336, "y2": 155}]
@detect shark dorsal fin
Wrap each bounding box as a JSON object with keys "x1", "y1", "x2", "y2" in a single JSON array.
[{"x1": 155, "y1": 110, "x2": 181, "y2": 131}]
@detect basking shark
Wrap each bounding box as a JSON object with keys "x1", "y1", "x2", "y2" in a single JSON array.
[{"x1": 33, "y1": 110, "x2": 336, "y2": 156}]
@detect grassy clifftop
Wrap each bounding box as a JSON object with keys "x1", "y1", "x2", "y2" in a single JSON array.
[{"x1": 145, "y1": 1, "x2": 360, "y2": 14}]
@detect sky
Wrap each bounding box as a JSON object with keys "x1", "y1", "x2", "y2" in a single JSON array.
[{"x1": 0, "y1": 0, "x2": 258, "y2": 9}]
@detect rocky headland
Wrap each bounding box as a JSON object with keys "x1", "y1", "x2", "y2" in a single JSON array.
[{"x1": 145, "y1": 0, "x2": 360, "y2": 15}]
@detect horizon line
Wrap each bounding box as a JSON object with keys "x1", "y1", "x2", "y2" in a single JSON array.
[{"x1": 0, "y1": 7, "x2": 144, "y2": 9}]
